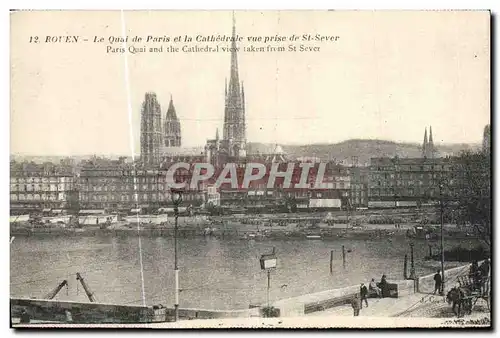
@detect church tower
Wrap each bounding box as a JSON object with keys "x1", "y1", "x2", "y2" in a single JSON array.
[
  {"x1": 223, "y1": 12, "x2": 247, "y2": 157},
  {"x1": 428, "y1": 126, "x2": 435, "y2": 158},
  {"x1": 422, "y1": 128, "x2": 428, "y2": 158},
  {"x1": 422, "y1": 126, "x2": 437, "y2": 158},
  {"x1": 140, "y1": 92, "x2": 163, "y2": 165},
  {"x1": 164, "y1": 95, "x2": 182, "y2": 147}
]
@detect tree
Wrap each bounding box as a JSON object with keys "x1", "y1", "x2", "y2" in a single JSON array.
[{"x1": 451, "y1": 150, "x2": 491, "y2": 249}]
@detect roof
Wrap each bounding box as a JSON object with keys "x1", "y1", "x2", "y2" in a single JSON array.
[
  {"x1": 246, "y1": 143, "x2": 287, "y2": 155},
  {"x1": 160, "y1": 146, "x2": 205, "y2": 157}
]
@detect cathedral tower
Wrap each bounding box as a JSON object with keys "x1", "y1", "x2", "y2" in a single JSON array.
[
  {"x1": 140, "y1": 92, "x2": 163, "y2": 165},
  {"x1": 223, "y1": 13, "x2": 247, "y2": 157},
  {"x1": 164, "y1": 95, "x2": 182, "y2": 147}
]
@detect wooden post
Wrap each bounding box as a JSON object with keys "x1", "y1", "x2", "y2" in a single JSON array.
[
  {"x1": 409, "y1": 243, "x2": 416, "y2": 280},
  {"x1": 342, "y1": 245, "x2": 346, "y2": 269},
  {"x1": 330, "y1": 250, "x2": 334, "y2": 274},
  {"x1": 403, "y1": 254, "x2": 408, "y2": 279}
]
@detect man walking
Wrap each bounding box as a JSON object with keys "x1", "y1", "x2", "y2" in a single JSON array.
[
  {"x1": 351, "y1": 294, "x2": 361, "y2": 316},
  {"x1": 433, "y1": 269, "x2": 442, "y2": 295},
  {"x1": 360, "y1": 283, "x2": 369, "y2": 308}
]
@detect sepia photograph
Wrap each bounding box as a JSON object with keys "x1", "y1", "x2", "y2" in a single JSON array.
[{"x1": 9, "y1": 9, "x2": 491, "y2": 329}]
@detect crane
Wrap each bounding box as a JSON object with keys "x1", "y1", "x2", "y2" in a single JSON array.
[
  {"x1": 76, "y1": 272, "x2": 96, "y2": 302},
  {"x1": 44, "y1": 280, "x2": 68, "y2": 300}
]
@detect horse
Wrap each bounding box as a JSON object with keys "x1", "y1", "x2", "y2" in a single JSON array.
[{"x1": 446, "y1": 287, "x2": 473, "y2": 317}]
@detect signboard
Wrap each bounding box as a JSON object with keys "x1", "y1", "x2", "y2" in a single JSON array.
[{"x1": 260, "y1": 254, "x2": 277, "y2": 270}]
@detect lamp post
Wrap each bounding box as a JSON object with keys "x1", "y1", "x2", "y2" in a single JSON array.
[
  {"x1": 409, "y1": 242, "x2": 416, "y2": 279},
  {"x1": 439, "y1": 183, "x2": 445, "y2": 296},
  {"x1": 260, "y1": 248, "x2": 277, "y2": 309},
  {"x1": 171, "y1": 188, "x2": 183, "y2": 322}
]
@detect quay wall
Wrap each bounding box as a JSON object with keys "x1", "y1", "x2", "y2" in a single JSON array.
[
  {"x1": 12, "y1": 263, "x2": 472, "y2": 322},
  {"x1": 416, "y1": 263, "x2": 474, "y2": 294},
  {"x1": 271, "y1": 279, "x2": 415, "y2": 317},
  {"x1": 173, "y1": 307, "x2": 260, "y2": 320},
  {"x1": 271, "y1": 262, "x2": 472, "y2": 317},
  {"x1": 11, "y1": 298, "x2": 260, "y2": 323}
]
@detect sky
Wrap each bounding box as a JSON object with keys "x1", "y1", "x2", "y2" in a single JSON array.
[{"x1": 10, "y1": 10, "x2": 490, "y2": 156}]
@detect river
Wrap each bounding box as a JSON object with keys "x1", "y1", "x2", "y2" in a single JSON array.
[{"x1": 10, "y1": 235, "x2": 478, "y2": 310}]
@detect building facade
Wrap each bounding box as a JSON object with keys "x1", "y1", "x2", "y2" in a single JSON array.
[
  {"x1": 78, "y1": 158, "x2": 206, "y2": 211},
  {"x1": 10, "y1": 161, "x2": 77, "y2": 215},
  {"x1": 368, "y1": 157, "x2": 459, "y2": 208},
  {"x1": 216, "y1": 160, "x2": 351, "y2": 212},
  {"x1": 348, "y1": 166, "x2": 369, "y2": 208}
]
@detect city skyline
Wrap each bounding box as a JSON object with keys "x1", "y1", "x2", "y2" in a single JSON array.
[{"x1": 11, "y1": 11, "x2": 490, "y2": 156}]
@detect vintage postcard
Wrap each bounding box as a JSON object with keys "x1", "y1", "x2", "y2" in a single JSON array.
[{"x1": 9, "y1": 10, "x2": 491, "y2": 329}]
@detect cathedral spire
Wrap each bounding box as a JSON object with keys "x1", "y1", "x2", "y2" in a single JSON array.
[
  {"x1": 229, "y1": 11, "x2": 240, "y2": 98},
  {"x1": 428, "y1": 126, "x2": 435, "y2": 158},
  {"x1": 166, "y1": 95, "x2": 177, "y2": 120},
  {"x1": 225, "y1": 78, "x2": 228, "y2": 102},
  {"x1": 164, "y1": 95, "x2": 181, "y2": 147},
  {"x1": 422, "y1": 127, "x2": 428, "y2": 157},
  {"x1": 222, "y1": 12, "x2": 246, "y2": 156}
]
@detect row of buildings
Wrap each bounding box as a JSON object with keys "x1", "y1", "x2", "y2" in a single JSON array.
[
  {"x1": 9, "y1": 137, "x2": 490, "y2": 215},
  {"x1": 10, "y1": 13, "x2": 491, "y2": 216}
]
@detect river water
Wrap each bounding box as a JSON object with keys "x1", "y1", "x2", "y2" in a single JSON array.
[{"x1": 10, "y1": 235, "x2": 477, "y2": 310}]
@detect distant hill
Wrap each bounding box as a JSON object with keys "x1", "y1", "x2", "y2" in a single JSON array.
[
  {"x1": 250, "y1": 139, "x2": 481, "y2": 166},
  {"x1": 11, "y1": 139, "x2": 480, "y2": 166}
]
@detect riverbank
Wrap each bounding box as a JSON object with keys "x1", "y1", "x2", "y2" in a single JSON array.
[
  {"x1": 10, "y1": 224, "x2": 476, "y2": 241},
  {"x1": 12, "y1": 261, "x2": 490, "y2": 327}
]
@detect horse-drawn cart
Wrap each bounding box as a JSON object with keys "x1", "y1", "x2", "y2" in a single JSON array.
[{"x1": 446, "y1": 274, "x2": 490, "y2": 317}]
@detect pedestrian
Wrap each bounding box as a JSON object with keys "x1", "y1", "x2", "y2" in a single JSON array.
[
  {"x1": 433, "y1": 269, "x2": 442, "y2": 295},
  {"x1": 469, "y1": 260, "x2": 479, "y2": 279},
  {"x1": 351, "y1": 294, "x2": 361, "y2": 316},
  {"x1": 360, "y1": 283, "x2": 369, "y2": 308},
  {"x1": 369, "y1": 278, "x2": 381, "y2": 298},
  {"x1": 379, "y1": 274, "x2": 388, "y2": 297},
  {"x1": 479, "y1": 258, "x2": 490, "y2": 277},
  {"x1": 479, "y1": 259, "x2": 490, "y2": 293}
]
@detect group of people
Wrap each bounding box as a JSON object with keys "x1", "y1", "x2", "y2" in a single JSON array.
[
  {"x1": 469, "y1": 259, "x2": 490, "y2": 292},
  {"x1": 430, "y1": 258, "x2": 490, "y2": 296},
  {"x1": 351, "y1": 275, "x2": 387, "y2": 316}
]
